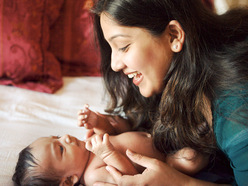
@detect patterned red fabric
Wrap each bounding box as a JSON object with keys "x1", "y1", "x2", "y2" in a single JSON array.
[
  {"x1": 0, "y1": 0, "x2": 64, "y2": 93},
  {"x1": 49, "y1": 0, "x2": 101, "y2": 77}
]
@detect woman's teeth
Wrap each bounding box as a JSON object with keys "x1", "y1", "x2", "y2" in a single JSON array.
[{"x1": 128, "y1": 72, "x2": 141, "y2": 78}]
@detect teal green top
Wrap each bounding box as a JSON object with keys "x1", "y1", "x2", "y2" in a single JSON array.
[{"x1": 213, "y1": 85, "x2": 248, "y2": 186}]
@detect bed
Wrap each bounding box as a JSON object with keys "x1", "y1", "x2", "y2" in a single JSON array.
[{"x1": 0, "y1": 76, "x2": 108, "y2": 185}]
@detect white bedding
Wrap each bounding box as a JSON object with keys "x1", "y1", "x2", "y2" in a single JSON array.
[{"x1": 0, "y1": 76, "x2": 108, "y2": 185}]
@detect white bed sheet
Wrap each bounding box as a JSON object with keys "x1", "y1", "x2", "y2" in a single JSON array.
[{"x1": 0, "y1": 76, "x2": 108, "y2": 186}]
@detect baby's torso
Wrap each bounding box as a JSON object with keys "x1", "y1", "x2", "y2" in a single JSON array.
[
  {"x1": 83, "y1": 131, "x2": 166, "y2": 185},
  {"x1": 110, "y1": 131, "x2": 166, "y2": 171}
]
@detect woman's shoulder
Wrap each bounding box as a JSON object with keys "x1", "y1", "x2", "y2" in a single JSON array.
[
  {"x1": 213, "y1": 83, "x2": 248, "y2": 141},
  {"x1": 213, "y1": 83, "x2": 248, "y2": 117}
]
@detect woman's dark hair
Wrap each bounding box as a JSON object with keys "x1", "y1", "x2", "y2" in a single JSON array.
[
  {"x1": 12, "y1": 146, "x2": 62, "y2": 186},
  {"x1": 92, "y1": 0, "x2": 248, "y2": 156}
]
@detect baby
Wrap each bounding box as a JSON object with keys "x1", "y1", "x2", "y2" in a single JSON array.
[{"x1": 12, "y1": 105, "x2": 209, "y2": 186}]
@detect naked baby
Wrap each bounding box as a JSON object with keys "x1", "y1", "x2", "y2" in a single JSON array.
[{"x1": 13, "y1": 105, "x2": 208, "y2": 186}]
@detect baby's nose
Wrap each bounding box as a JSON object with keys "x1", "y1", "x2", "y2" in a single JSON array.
[{"x1": 61, "y1": 134, "x2": 71, "y2": 143}]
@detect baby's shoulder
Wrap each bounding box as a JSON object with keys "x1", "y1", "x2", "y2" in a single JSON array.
[
  {"x1": 112, "y1": 131, "x2": 152, "y2": 144},
  {"x1": 118, "y1": 131, "x2": 151, "y2": 137}
]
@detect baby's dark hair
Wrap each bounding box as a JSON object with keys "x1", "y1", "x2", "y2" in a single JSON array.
[{"x1": 12, "y1": 146, "x2": 62, "y2": 186}]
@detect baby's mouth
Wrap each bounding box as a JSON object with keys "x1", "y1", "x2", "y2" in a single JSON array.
[
  {"x1": 79, "y1": 140, "x2": 85, "y2": 147},
  {"x1": 75, "y1": 138, "x2": 84, "y2": 147},
  {"x1": 76, "y1": 139, "x2": 80, "y2": 146}
]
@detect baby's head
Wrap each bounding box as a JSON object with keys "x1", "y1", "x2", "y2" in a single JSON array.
[{"x1": 13, "y1": 135, "x2": 89, "y2": 186}]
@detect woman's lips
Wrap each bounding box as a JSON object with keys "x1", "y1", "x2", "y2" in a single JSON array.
[
  {"x1": 133, "y1": 73, "x2": 143, "y2": 86},
  {"x1": 126, "y1": 71, "x2": 143, "y2": 86}
]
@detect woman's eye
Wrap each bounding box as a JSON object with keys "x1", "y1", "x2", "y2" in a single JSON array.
[
  {"x1": 57, "y1": 135, "x2": 61, "y2": 139},
  {"x1": 119, "y1": 44, "x2": 130, "y2": 52}
]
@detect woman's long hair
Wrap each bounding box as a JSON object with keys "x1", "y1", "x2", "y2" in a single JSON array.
[{"x1": 92, "y1": 0, "x2": 248, "y2": 156}]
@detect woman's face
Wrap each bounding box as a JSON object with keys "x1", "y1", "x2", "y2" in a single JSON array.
[{"x1": 100, "y1": 13, "x2": 174, "y2": 97}]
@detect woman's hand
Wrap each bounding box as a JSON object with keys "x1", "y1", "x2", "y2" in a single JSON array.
[
  {"x1": 108, "y1": 149, "x2": 191, "y2": 186},
  {"x1": 94, "y1": 150, "x2": 219, "y2": 186},
  {"x1": 93, "y1": 149, "x2": 189, "y2": 186}
]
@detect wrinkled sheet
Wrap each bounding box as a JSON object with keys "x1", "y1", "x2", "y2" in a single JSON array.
[{"x1": 0, "y1": 77, "x2": 107, "y2": 185}]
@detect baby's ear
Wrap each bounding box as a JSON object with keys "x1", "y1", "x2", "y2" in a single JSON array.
[{"x1": 60, "y1": 175, "x2": 79, "y2": 186}]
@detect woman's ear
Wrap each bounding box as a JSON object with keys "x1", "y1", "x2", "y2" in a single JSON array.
[
  {"x1": 60, "y1": 175, "x2": 79, "y2": 186},
  {"x1": 168, "y1": 20, "x2": 185, "y2": 53}
]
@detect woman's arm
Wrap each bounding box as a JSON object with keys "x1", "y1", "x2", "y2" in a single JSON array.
[
  {"x1": 86, "y1": 133, "x2": 138, "y2": 175},
  {"x1": 78, "y1": 104, "x2": 131, "y2": 135}
]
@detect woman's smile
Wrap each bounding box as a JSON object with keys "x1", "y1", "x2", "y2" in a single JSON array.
[{"x1": 126, "y1": 71, "x2": 143, "y2": 86}]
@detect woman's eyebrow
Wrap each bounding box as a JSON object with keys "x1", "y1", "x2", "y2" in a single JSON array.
[{"x1": 109, "y1": 34, "x2": 130, "y2": 42}]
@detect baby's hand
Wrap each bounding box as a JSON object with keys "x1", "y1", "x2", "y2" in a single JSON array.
[
  {"x1": 77, "y1": 104, "x2": 98, "y2": 129},
  {"x1": 85, "y1": 133, "x2": 115, "y2": 160}
]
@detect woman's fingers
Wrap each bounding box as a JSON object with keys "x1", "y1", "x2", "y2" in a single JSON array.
[
  {"x1": 125, "y1": 149, "x2": 159, "y2": 169},
  {"x1": 105, "y1": 166, "x2": 127, "y2": 185},
  {"x1": 106, "y1": 165, "x2": 123, "y2": 179},
  {"x1": 105, "y1": 165, "x2": 144, "y2": 186},
  {"x1": 93, "y1": 182, "x2": 117, "y2": 186},
  {"x1": 103, "y1": 150, "x2": 190, "y2": 186}
]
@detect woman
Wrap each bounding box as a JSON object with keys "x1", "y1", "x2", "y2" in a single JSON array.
[{"x1": 90, "y1": 0, "x2": 248, "y2": 185}]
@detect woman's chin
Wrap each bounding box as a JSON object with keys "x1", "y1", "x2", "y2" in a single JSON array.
[
  {"x1": 140, "y1": 86, "x2": 162, "y2": 98},
  {"x1": 140, "y1": 89, "x2": 153, "y2": 98}
]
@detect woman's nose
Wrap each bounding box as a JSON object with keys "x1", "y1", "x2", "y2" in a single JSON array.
[
  {"x1": 61, "y1": 134, "x2": 71, "y2": 144},
  {"x1": 111, "y1": 52, "x2": 125, "y2": 72}
]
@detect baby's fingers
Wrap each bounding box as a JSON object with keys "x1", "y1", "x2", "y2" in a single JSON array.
[
  {"x1": 77, "y1": 112, "x2": 85, "y2": 125},
  {"x1": 92, "y1": 134, "x2": 103, "y2": 146},
  {"x1": 85, "y1": 140, "x2": 93, "y2": 151},
  {"x1": 77, "y1": 104, "x2": 91, "y2": 127},
  {"x1": 78, "y1": 114, "x2": 93, "y2": 128},
  {"x1": 103, "y1": 133, "x2": 110, "y2": 144}
]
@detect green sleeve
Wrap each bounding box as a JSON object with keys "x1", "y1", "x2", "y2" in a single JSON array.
[{"x1": 213, "y1": 87, "x2": 248, "y2": 186}]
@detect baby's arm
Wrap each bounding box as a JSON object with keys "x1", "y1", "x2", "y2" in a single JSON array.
[
  {"x1": 78, "y1": 104, "x2": 131, "y2": 135},
  {"x1": 86, "y1": 133, "x2": 138, "y2": 175}
]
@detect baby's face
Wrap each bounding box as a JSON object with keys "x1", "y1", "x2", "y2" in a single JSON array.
[{"x1": 30, "y1": 135, "x2": 89, "y2": 179}]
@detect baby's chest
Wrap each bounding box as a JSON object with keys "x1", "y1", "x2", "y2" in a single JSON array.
[{"x1": 83, "y1": 155, "x2": 112, "y2": 185}]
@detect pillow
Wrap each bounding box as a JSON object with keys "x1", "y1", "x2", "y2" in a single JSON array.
[
  {"x1": 0, "y1": 0, "x2": 64, "y2": 93},
  {"x1": 49, "y1": 0, "x2": 101, "y2": 77}
]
